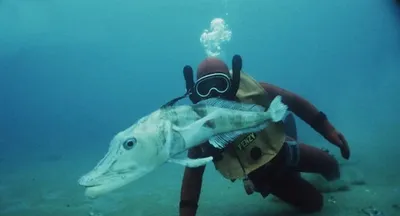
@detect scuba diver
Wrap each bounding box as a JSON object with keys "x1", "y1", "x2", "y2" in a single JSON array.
[{"x1": 163, "y1": 55, "x2": 350, "y2": 216}]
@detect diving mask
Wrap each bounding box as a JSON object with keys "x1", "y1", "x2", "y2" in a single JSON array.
[{"x1": 194, "y1": 72, "x2": 232, "y2": 99}]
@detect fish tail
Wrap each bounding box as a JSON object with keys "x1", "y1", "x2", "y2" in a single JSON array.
[{"x1": 267, "y1": 96, "x2": 288, "y2": 122}]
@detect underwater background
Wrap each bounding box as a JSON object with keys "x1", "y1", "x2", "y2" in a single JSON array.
[{"x1": 1, "y1": 0, "x2": 400, "y2": 215}]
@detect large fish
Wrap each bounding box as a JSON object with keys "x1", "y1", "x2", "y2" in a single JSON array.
[{"x1": 78, "y1": 96, "x2": 288, "y2": 198}]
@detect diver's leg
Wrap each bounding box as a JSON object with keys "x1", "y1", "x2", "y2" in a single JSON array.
[
  {"x1": 247, "y1": 142, "x2": 324, "y2": 213},
  {"x1": 296, "y1": 143, "x2": 340, "y2": 181},
  {"x1": 270, "y1": 171, "x2": 323, "y2": 213},
  {"x1": 283, "y1": 111, "x2": 339, "y2": 180}
]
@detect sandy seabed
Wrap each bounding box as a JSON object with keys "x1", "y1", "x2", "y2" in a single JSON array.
[{"x1": 0, "y1": 149, "x2": 399, "y2": 216}]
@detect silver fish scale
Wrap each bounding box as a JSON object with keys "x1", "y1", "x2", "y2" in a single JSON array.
[
  {"x1": 158, "y1": 105, "x2": 213, "y2": 154},
  {"x1": 161, "y1": 105, "x2": 202, "y2": 128},
  {"x1": 199, "y1": 98, "x2": 269, "y2": 148},
  {"x1": 198, "y1": 98, "x2": 265, "y2": 112}
]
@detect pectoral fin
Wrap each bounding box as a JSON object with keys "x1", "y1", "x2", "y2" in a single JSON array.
[
  {"x1": 168, "y1": 156, "x2": 213, "y2": 167},
  {"x1": 209, "y1": 123, "x2": 267, "y2": 149}
]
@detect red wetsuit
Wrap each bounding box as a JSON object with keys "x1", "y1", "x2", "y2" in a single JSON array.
[{"x1": 179, "y1": 82, "x2": 343, "y2": 216}]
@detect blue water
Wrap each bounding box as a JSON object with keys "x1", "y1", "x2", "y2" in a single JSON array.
[{"x1": 1, "y1": 0, "x2": 399, "y2": 215}]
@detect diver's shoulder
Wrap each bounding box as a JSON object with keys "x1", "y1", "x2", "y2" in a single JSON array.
[{"x1": 258, "y1": 81, "x2": 274, "y2": 90}]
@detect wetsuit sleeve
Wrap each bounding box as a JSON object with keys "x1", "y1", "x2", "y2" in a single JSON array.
[
  {"x1": 179, "y1": 145, "x2": 206, "y2": 216},
  {"x1": 259, "y1": 82, "x2": 329, "y2": 137}
]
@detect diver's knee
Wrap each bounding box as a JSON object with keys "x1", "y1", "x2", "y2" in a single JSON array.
[{"x1": 321, "y1": 154, "x2": 340, "y2": 181}]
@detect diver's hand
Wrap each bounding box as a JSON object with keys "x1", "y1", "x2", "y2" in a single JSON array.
[
  {"x1": 329, "y1": 131, "x2": 350, "y2": 159},
  {"x1": 324, "y1": 125, "x2": 350, "y2": 160}
]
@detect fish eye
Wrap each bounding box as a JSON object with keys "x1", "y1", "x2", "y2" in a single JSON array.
[{"x1": 123, "y1": 138, "x2": 137, "y2": 150}]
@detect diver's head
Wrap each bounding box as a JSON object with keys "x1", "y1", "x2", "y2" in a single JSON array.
[
  {"x1": 196, "y1": 57, "x2": 230, "y2": 79},
  {"x1": 194, "y1": 57, "x2": 233, "y2": 100}
]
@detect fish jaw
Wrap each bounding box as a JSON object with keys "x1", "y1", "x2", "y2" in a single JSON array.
[
  {"x1": 77, "y1": 141, "x2": 158, "y2": 198},
  {"x1": 79, "y1": 166, "x2": 153, "y2": 198}
]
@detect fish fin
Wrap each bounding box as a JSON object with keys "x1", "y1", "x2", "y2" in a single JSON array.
[
  {"x1": 168, "y1": 156, "x2": 213, "y2": 167},
  {"x1": 207, "y1": 96, "x2": 288, "y2": 149},
  {"x1": 199, "y1": 97, "x2": 263, "y2": 149},
  {"x1": 209, "y1": 123, "x2": 267, "y2": 149},
  {"x1": 267, "y1": 96, "x2": 287, "y2": 122}
]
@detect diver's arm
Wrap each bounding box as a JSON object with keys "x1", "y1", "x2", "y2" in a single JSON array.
[
  {"x1": 179, "y1": 146, "x2": 206, "y2": 216},
  {"x1": 259, "y1": 82, "x2": 332, "y2": 138}
]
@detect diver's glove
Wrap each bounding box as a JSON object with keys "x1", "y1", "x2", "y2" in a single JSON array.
[
  {"x1": 323, "y1": 121, "x2": 350, "y2": 160},
  {"x1": 327, "y1": 129, "x2": 350, "y2": 160},
  {"x1": 312, "y1": 112, "x2": 350, "y2": 160}
]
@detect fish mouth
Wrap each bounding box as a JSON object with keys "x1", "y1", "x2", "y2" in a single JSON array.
[
  {"x1": 81, "y1": 177, "x2": 132, "y2": 198},
  {"x1": 78, "y1": 168, "x2": 152, "y2": 198},
  {"x1": 79, "y1": 180, "x2": 101, "y2": 188},
  {"x1": 79, "y1": 172, "x2": 142, "y2": 198},
  {"x1": 83, "y1": 184, "x2": 100, "y2": 188}
]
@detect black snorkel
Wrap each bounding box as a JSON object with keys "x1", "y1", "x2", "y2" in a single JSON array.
[
  {"x1": 161, "y1": 55, "x2": 243, "y2": 108},
  {"x1": 160, "y1": 66, "x2": 195, "y2": 108},
  {"x1": 229, "y1": 54, "x2": 242, "y2": 101}
]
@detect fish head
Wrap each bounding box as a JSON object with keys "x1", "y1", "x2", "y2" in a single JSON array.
[{"x1": 78, "y1": 120, "x2": 169, "y2": 198}]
